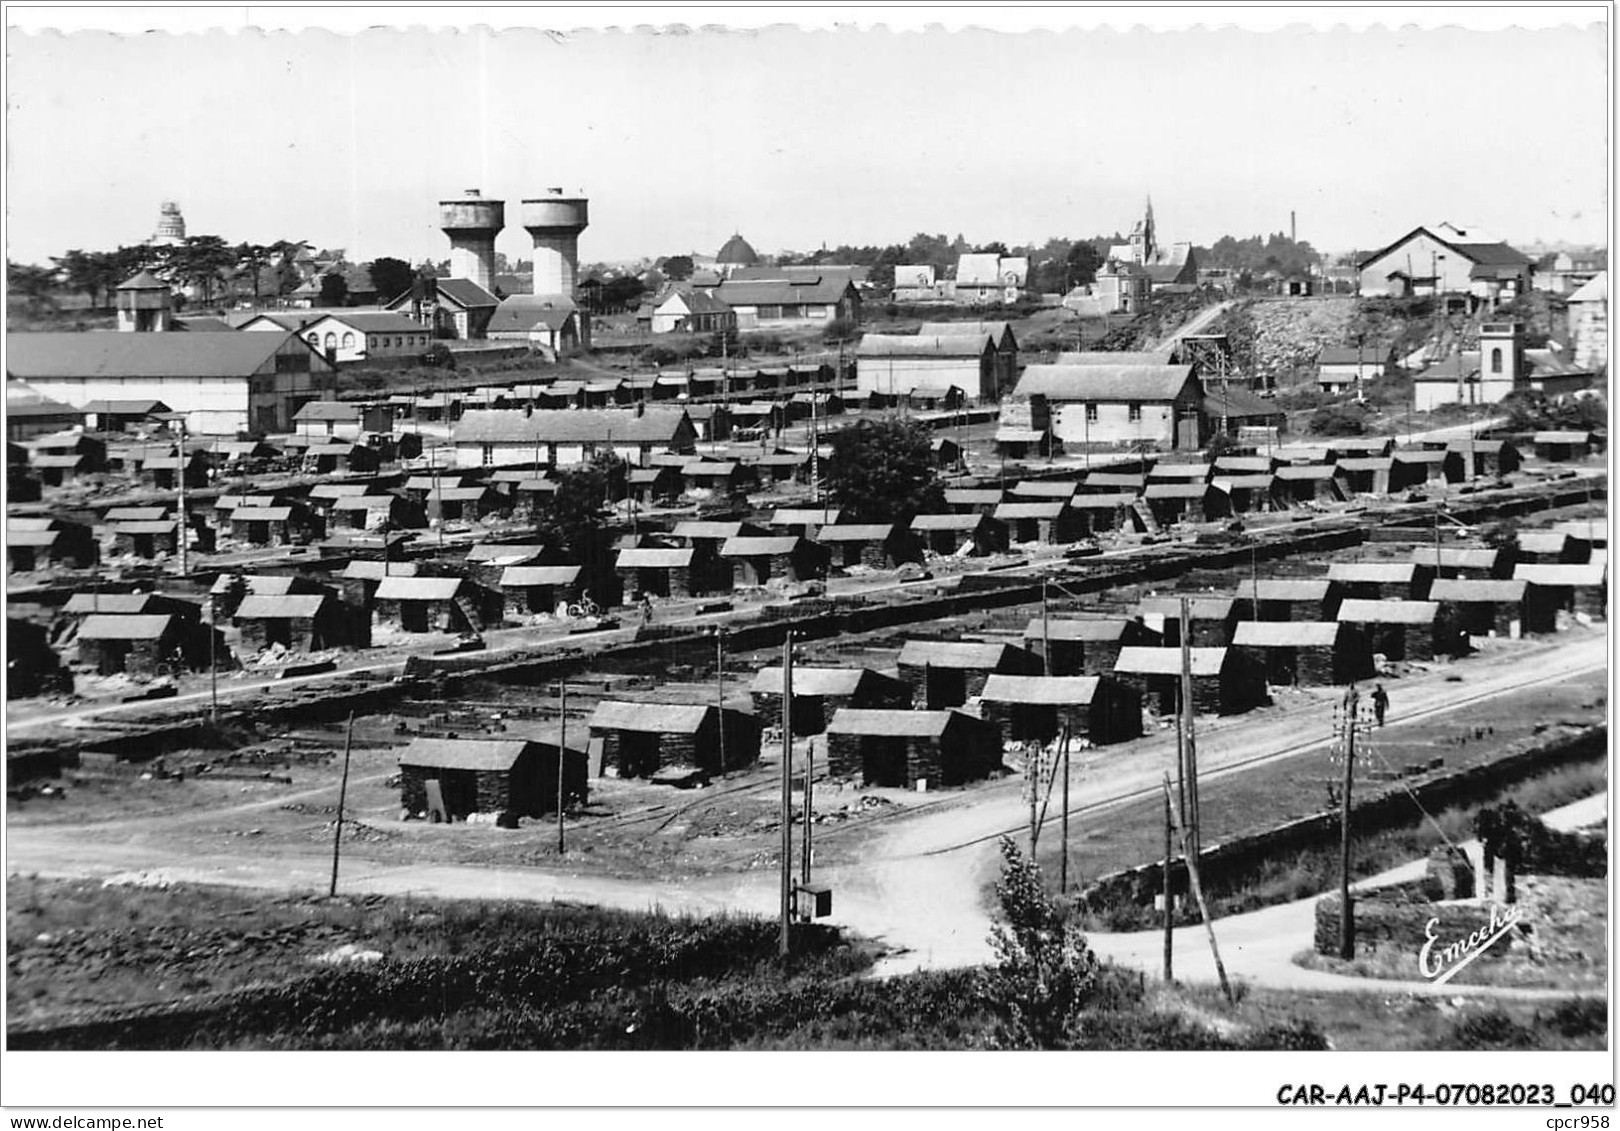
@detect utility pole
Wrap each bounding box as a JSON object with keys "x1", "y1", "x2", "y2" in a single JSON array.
[
  {"x1": 1179, "y1": 596, "x2": 1200, "y2": 860},
  {"x1": 1041, "y1": 578, "x2": 1052, "y2": 676},
  {"x1": 1162, "y1": 789, "x2": 1175, "y2": 982},
  {"x1": 1250, "y1": 546, "x2": 1260, "y2": 621},
  {"x1": 1059, "y1": 725, "x2": 1072, "y2": 894},
  {"x1": 779, "y1": 634, "x2": 795, "y2": 957},
  {"x1": 174, "y1": 418, "x2": 190, "y2": 578},
  {"x1": 801, "y1": 695, "x2": 814, "y2": 890},
  {"x1": 328, "y1": 712, "x2": 356, "y2": 898},
  {"x1": 207, "y1": 591, "x2": 219, "y2": 724},
  {"x1": 431, "y1": 442, "x2": 444, "y2": 549},
  {"x1": 1163, "y1": 773, "x2": 1233, "y2": 1003},
  {"x1": 557, "y1": 680, "x2": 568, "y2": 855},
  {"x1": 1339, "y1": 684, "x2": 1359, "y2": 960},
  {"x1": 714, "y1": 627, "x2": 727, "y2": 774}
]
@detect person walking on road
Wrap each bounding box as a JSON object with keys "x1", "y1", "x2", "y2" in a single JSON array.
[{"x1": 1372, "y1": 684, "x2": 1389, "y2": 727}]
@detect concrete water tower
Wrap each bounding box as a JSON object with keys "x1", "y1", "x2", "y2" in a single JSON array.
[
  {"x1": 439, "y1": 189, "x2": 505, "y2": 290},
  {"x1": 522, "y1": 188, "x2": 589, "y2": 297}
]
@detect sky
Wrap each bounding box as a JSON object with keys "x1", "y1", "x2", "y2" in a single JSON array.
[{"x1": 4, "y1": 7, "x2": 1610, "y2": 271}]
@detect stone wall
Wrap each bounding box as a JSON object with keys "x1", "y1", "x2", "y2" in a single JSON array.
[{"x1": 1313, "y1": 890, "x2": 1510, "y2": 959}]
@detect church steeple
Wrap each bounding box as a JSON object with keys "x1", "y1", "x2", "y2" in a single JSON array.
[{"x1": 1142, "y1": 195, "x2": 1156, "y2": 263}]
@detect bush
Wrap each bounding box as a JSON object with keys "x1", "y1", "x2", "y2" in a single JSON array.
[
  {"x1": 1308, "y1": 403, "x2": 1370, "y2": 436},
  {"x1": 420, "y1": 342, "x2": 454, "y2": 368}
]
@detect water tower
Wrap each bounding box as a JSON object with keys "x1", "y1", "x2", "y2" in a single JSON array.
[
  {"x1": 522, "y1": 188, "x2": 589, "y2": 297},
  {"x1": 439, "y1": 189, "x2": 505, "y2": 290},
  {"x1": 116, "y1": 271, "x2": 173, "y2": 332}
]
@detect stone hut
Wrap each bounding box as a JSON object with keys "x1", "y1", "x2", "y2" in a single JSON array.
[
  {"x1": 994, "y1": 501, "x2": 1088, "y2": 545},
  {"x1": 397, "y1": 736, "x2": 587, "y2": 822},
  {"x1": 617, "y1": 546, "x2": 717, "y2": 600},
  {"x1": 1327, "y1": 562, "x2": 1436, "y2": 601},
  {"x1": 1231, "y1": 578, "x2": 1344, "y2": 622},
  {"x1": 1431, "y1": 578, "x2": 1557, "y2": 640},
  {"x1": 498, "y1": 565, "x2": 585, "y2": 616},
  {"x1": 825, "y1": 708, "x2": 1003, "y2": 789},
  {"x1": 1138, "y1": 596, "x2": 1241, "y2": 648},
  {"x1": 233, "y1": 593, "x2": 369, "y2": 652},
  {"x1": 1143, "y1": 482, "x2": 1229, "y2": 525},
  {"x1": 74, "y1": 613, "x2": 186, "y2": 677},
  {"x1": 1022, "y1": 616, "x2": 1160, "y2": 677},
  {"x1": 1231, "y1": 620, "x2": 1374, "y2": 687},
  {"x1": 8, "y1": 519, "x2": 97, "y2": 571},
  {"x1": 895, "y1": 639, "x2": 1044, "y2": 709},
  {"x1": 338, "y1": 560, "x2": 419, "y2": 608},
  {"x1": 1269, "y1": 464, "x2": 1346, "y2": 507},
  {"x1": 1111, "y1": 646, "x2": 1269, "y2": 716},
  {"x1": 373, "y1": 575, "x2": 503, "y2": 634},
  {"x1": 1513, "y1": 562, "x2": 1608, "y2": 620},
  {"x1": 1514, "y1": 531, "x2": 1586, "y2": 565},
  {"x1": 1530, "y1": 430, "x2": 1595, "y2": 462},
  {"x1": 749, "y1": 665, "x2": 913, "y2": 736},
  {"x1": 588, "y1": 700, "x2": 761, "y2": 779},
  {"x1": 718, "y1": 536, "x2": 829, "y2": 588},
  {"x1": 943, "y1": 488, "x2": 1005, "y2": 516},
  {"x1": 813, "y1": 524, "x2": 923, "y2": 570},
  {"x1": 109, "y1": 519, "x2": 181, "y2": 559},
  {"x1": 1335, "y1": 599, "x2": 1445, "y2": 662},
  {"x1": 767, "y1": 508, "x2": 845, "y2": 541},
  {"x1": 1334, "y1": 457, "x2": 1394, "y2": 496},
  {"x1": 977, "y1": 674, "x2": 1143, "y2": 746},
  {"x1": 908, "y1": 512, "x2": 1010, "y2": 556},
  {"x1": 1390, "y1": 449, "x2": 1463, "y2": 490},
  {"x1": 1409, "y1": 545, "x2": 1513, "y2": 581},
  {"x1": 1066, "y1": 492, "x2": 1137, "y2": 532}
]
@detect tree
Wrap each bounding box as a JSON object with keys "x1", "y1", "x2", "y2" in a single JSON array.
[
  {"x1": 660, "y1": 255, "x2": 695, "y2": 282},
  {"x1": 821, "y1": 316, "x2": 859, "y2": 345},
  {"x1": 52, "y1": 248, "x2": 120, "y2": 309},
  {"x1": 318, "y1": 271, "x2": 350, "y2": 307},
  {"x1": 1066, "y1": 242, "x2": 1103, "y2": 289},
  {"x1": 7, "y1": 261, "x2": 59, "y2": 314},
  {"x1": 825, "y1": 417, "x2": 944, "y2": 522},
  {"x1": 601, "y1": 275, "x2": 646, "y2": 313},
  {"x1": 174, "y1": 235, "x2": 237, "y2": 307},
  {"x1": 230, "y1": 242, "x2": 276, "y2": 304},
  {"x1": 1308, "y1": 403, "x2": 1369, "y2": 436},
  {"x1": 975, "y1": 241, "x2": 1009, "y2": 256},
  {"x1": 536, "y1": 451, "x2": 625, "y2": 570},
  {"x1": 419, "y1": 342, "x2": 455, "y2": 369},
  {"x1": 1204, "y1": 431, "x2": 1240, "y2": 463},
  {"x1": 981, "y1": 838, "x2": 1099, "y2": 1049},
  {"x1": 367, "y1": 257, "x2": 415, "y2": 304}
]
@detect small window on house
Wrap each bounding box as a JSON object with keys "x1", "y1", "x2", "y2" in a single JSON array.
[
  {"x1": 306, "y1": 332, "x2": 319, "y2": 348},
  {"x1": 1490, "y1": 347, "x2": 1503, "y2": 374},
  {"x1": 324, "y1": 332, "x2": 337, "y2": 351},
  {"x1": 482, "y1": 444, "x2": 494, "y2": 466},
  {"x1": 1085, "y1": 403, "x2": 1099, "y2": 423},
  {"x1": 342, "y1": 332, "x2": 355, "y2": 349},
  {"x1": 1128, "y1": 402, "x2": 1142, "y2": 422}
]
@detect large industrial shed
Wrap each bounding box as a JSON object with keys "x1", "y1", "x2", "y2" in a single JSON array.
[
  {"x1": 1231, "y1": 620, "x2": 1374, "y2": 687},
  {"x1": 589, "y1": 701, "x2": 761, "y2": 779},
  {"x1": 1022, "y1": 616, "x2": 1161, "y2": 677},
  {"x1": 748, "y1": 666, "x2": 912, "y2": 736},
  {"x1": 397, "y1": 736, "x2": 588, "y2": 822},
  {"x1": 825, "y1": 708, "x2": 1003, "y2": 789},
  {"x1": 1111, "y1": 646, "x2": 1269, "y2": 716},
  {"x1": 895, "y1": 639, "x2": 1045, "y2": 709},
  {"x1": 977, "y1": 674, "x2": 1143, "y2": 747}
]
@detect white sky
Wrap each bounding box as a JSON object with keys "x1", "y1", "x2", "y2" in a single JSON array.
[{"x1": 3, "y1": 7, "x2": 1610, "y2": 269}]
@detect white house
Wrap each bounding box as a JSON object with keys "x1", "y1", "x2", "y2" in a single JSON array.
[
  {"x1": 1567, "y1": 271, "x2": 1608, "y2": 371},
  {"x1": 953, "y1": 254, "x2": 1028, "y2": 305},
  {"x1": 1316, "y1": 346, "x2": 1393, "y2": 394},
  {"x1": 298, "y1": 312, "x2": 431, "y2": 364},
  {"x1": 1356, "y1": 225, "x2": 1534, "y2": 303},
  {"x1": 855, "y1": 334, "x2": 997, "y2": 402},
  {"x1": 1012, "y1": 364, "x2": 1204, "y2": 450},
  {"x1": 651, "y1": 290, "x2": 736, "y2": 334},
  {"x1": 892, "y1": 264, "x2": 948, "y2": 303}
]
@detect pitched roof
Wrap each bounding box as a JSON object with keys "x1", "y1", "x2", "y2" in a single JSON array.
[
  {"x1": 979, "y1": 674, "x2": 1102, "y2": 705},
  {"x1": 856, "y1": 334, "x2": 991, "y2": 359},
  {"x1": 487, "y1": 295, "x2": 579, "y2": 334},
  {"x1": 1232, "y1": 578, "x2": 1334, "y2": 602},
  {"x1": 813, "y1": 523, "x2": 898, "y2": 542},
  {"x1": 1015, "y1": 364, "x2": 1195, "y2": 402},
  {"x1": 1010, "y1": 481, "x2": 1078, "y2": 498},
  {"x1": 1428, "y1": 578, "x2": 1528, "y2": 603},
  {"x1": 209, "y1": 574, "x2": 305, "y2": 596},
  {"x1": 1317, "y1": 346, "x2": 1393, "y2": 365},
  {"x1": 466, "y1": 542, "x2": 547, "y2": 564},
  {"x1": 1513, "y1": 562, "x2": 1608, "y2": 586},
  {"x1": 896, "y1": 639, "x2": 1032, "y2": 670},
  {"x1": 1139, "y1": 596, "x2": 1237, "y2": 620},
  {"x1": 1144, "y1": 483, "x2": 1210, "y2": 499},
  {"x1": 1025, "y1": 618, "x2": 1141, "y2": 644},
  {"x1": 453, "y1": 408, "x2": 691, "y2": 445},
  {"x1": 918, "y1": 321, "x2": 1014, "y2": 347},
  {"x1": 1335, "y1": 598, "x2": 1439, "y2": 624},
  {"x1": 1113, "y1": 646, "x2": 1229, "y2": 676},
  {"x1": 294, "y1": 401, "x2": 362, "y2": 422},
  {"x1": 1273, "y1": 464, "x2": 1340, "y2": 481},
  {"x1": 1408, "y1": 547, "x2": 1503, "y2": 569},
  {"x1": 672, "y1": 521, "x2": 756, "y2": 541},
  {"x1": 589, "y1": 700, "x2": 713, "y2": 734},
  {"x1": 499, "y1": 565, "x2": 582, "y2": 587},
  {"x1": 308, "y1": 312, "x2": 425, "y2": 334},
  {"x1": 824, "y1": 708, "x2": 968, "y2": 738},
  {"x1": 374, "y1": 576, "x2": 464, "y2": 601},
  {"x1": 229, "y1": 507, "x2": 294, "y2": 521},
  {"x1": 1327, "y1": 562, "x2": 1424, "y2": 583},
  {"x1": 398, "y1": 738, "x2": 539, "y2": 772},
  {"x1": 432, "y1": 278, "x2": 500, "y2": 309},
  {"x1": 234, "y1": 594, "x2": 329, "y2": 619},
  {"x1": 712, "y1": 276, "x2": 855, "y2": 305},
  {"x1": 1081, "y1": 472, "x2": 1147, "y2": 489},
  {"x1": 76, "y1": 613, "x2": 175, "y2": 640},
  {"x1": 7, "y1": 330, "x2": 315, "y2": 379},
  {"x1": 1069, "y1": 492, "x2": 1140, "y2": 509},
  {"x1": 340, "y1": 560, "x2": 420, "y2": 580},
  {"x1": 908, "y1": 512, "x2": 995, "y2": 531},
  {"x1": 1568, "y1": 271, "x2": 1607, "y2": 303},
  {"x1": 944, "y1": 489, "x2": 1005, "y2": 505},
  {"x1": 1232, "y1": 621, "x2": 1343, "y2": 647},
  {"x1": 750, "y1": 666, "x2": 895, "y2": 697},
  {"x1": 616, "y1": 547, "x2": 695, "y2": 569},
  {"x1": 720, "y1": 536, "x2": 806, "y2": 557},
  {"x1": 1514, "y1": 531, "x2": 1572, "y2": 555},
  {"x1": 63, "y1": 592, "x2": 163, "y2": 615},
  {"x1": 995, "y1": 501, "x2": 1070, "y2": 520},
  {"x1": 1054, "y1": 350, "x2": 1174, "y2": 366}
]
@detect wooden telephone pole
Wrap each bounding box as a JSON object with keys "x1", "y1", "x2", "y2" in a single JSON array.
[
  {"x1": 1339, "y1": 685, "x2": 1359, "y2": 960},
  {"x1": 557, "y1": 681, "x2": 568, "y2": 855},
  {"x1": 1179, "y1": 597, "x2": 1201, "y2": 860},
  {"x1": 779, "y1": 635, "x2": 795, "y2": 957},
  {"x1": 328, "y1": 712, "x2": 356, "y2": 897}
]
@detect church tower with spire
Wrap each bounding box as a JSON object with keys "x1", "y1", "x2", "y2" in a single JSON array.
[{"x1": 1142, "y1": 196, "x2": 1156, "y2": 262}]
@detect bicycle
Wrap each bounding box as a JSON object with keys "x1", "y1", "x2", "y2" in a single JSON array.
[{"x1": 566, "y1": 591, "x2": 601, "y2": 620}]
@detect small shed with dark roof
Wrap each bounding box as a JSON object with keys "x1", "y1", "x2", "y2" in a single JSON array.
[
  {"x1": 1270, "y1": 464, "x2": 1346, "y2": 506},
  {"x1": 588, "y1": 700, "x2": 761, "y2": 779},
  {"x1": 1138, "y1": 596, "x2": 1241, "y2": 648},
  {"x1": 1335, "y1": 599, "x2": 1446, "y2": 662},
  {"x1": 1144, "y1": 481, "x2": 1230, "y2": 525},
  {"x1": 977, "y1": 674, "x2": 1142, "y2": 747},
  {"x1": 1232, "y1": 578, "x2": 1344, "y2": 622},
  {"x1": 1022, "y1": 616, "x2": 1161, "y2": 677},
  {"x1": 616, "y1": 545, "x2": 718, "y2": 601},
  {"x1": 1334, "y1": 457, "x2": 1395, "y2": 496},
  {"x1": 1232, "y1": 620, "x2": 1373, "y2": 687},
  {"x1": 233, "y1": 593, "x2": 368, "y2": 652},
  {"x1": 373, "y1": 575, "x2": 503, "y2": 634},
  {"x1": 498, "y1": 565, "x2": 585, "y2": 616},
  {"x1": 1410, "y1": 545, "x2": 1513, "y2": 581},
  {"x1": 397, "y1": 736, "x2": 587, "y2": 822},
  {"x1": 1111, "y1": 646, "x2": 1269, "y2": 716},
  {"x1": 896, "y1": 639, "x2": 1045, "y2": 709},
  {"x1": 824, "y1": 708, "x2": 1003, "y2": 789},
  {"x1": 74, "y1": 613, "x2": 187, "y2": 677},
  {"x1": 1513, "y1": 562, "x2": 1608, "y2": 620},
  {"x1": 994, "y1": 501, "x2": 1088, "y2": 545},
  {"x1": 749, "y1": 666, "x2": 912, "y2": 736}
]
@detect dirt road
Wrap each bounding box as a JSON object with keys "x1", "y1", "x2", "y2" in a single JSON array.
[{"x1": 9, "y1": 632, "x2": 1603, "y2": 994}]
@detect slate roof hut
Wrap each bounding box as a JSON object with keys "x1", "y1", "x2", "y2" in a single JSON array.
[
  {"x1": 977, "y1": 674, "x2": 1143, "y2": 747},
  {"x1": 1022, "y1": 616, "x2": 1161, "y2": 677},
  {"x1": 895, "y1": 639, "x2": 1044, "y2": 709},
  {"x1": 748, "y1": 666, "x2": 912, "y2": 736},
  {"x1": 397, "y1": 736, "x2": 587, "y2": 822},
  {"x1": 1430, "y1": 577, "x2": 1557, "y2": 640},
  {"x1": 1231, "y1": 620, "x2": 1374, "y2": 687},
  {"x1": 824, "y1": 708, "x2": 1003, "y2": 789},
  {"x1": 588, "y1": 700, "x2": 761, "y2": 779},
  {"x1": 1111, "y1": 646, "x2": 1269, "y2": 716},
  {"x1": 1335, "y1": 599, "x2": 1446, "y2": 661}
]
